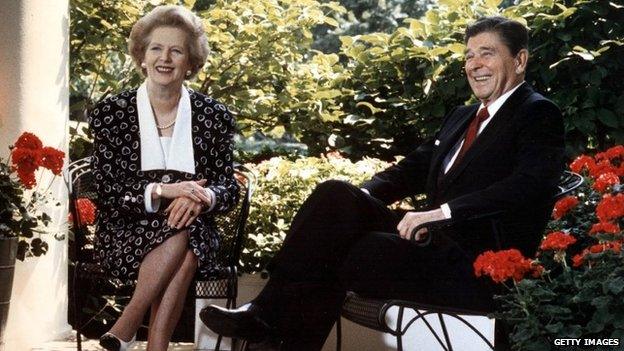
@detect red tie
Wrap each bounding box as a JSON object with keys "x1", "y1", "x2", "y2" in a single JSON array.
[{"x1": 455, "y1": 107, "x2": 490, "y2": 164}]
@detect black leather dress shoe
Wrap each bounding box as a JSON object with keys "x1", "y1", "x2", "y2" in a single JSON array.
[{"x1": 200, "y1": 303, "x2": 273, "y2": 342}]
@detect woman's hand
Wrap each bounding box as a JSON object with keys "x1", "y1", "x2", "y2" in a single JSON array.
[
  {"x1": 165, "y1": 197, "x2": 204, "y2": 229},
  {"x1": 161, "y1": 179, "x2": 212, "y2": 204}
]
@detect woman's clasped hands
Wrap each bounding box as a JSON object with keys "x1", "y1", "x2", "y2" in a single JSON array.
[{"x1": 160, "y1": 179, "x2": 212, "y2": 229}]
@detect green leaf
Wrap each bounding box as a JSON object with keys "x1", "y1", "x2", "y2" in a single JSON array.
[
  {"x1": 606, "y1": 277, "x2": 624, "y2": 294},
  {"x1": 512, "y1": 325, "x2": 536, "y2": 342},
  {"x1": 597, "y1": 108, "x2": 620, "y2": 128},
  {"x1": 485, "y1": 0, "x2": 503, "y2": 8},
  {"x1": 571, "y1": 112, "x2": 596, "y2": 135},
  {"x1": 592, "y1": 296, "x2": 612, "y2": 308},
  {"x1": 559, "y1": 324, "x2": 582, "y2": 338},
  {"x1": 543, "y1": 305, "x2": 572, "y2": 317},
  {"x1": 545, "y1": 322, "x2": 563, "y2": 334},
  {"x1": 324, "y1": 17, "x2": 339, "y2": 27}
]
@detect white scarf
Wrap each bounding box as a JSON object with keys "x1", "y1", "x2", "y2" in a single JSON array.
[{"x1": 137, "y1": 81, "x2": 195, "y2": 174}]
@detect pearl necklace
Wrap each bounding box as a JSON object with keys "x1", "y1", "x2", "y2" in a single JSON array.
[
  {"x1": 151, "y1": 104, "x2": 177, "y2": 130},
  {"x1": 156, "y1": 119, "x2": 176, "y2": 130}
]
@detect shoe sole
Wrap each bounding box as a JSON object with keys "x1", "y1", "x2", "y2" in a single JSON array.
[
  {"x1": 99, "y1": 336, "x2": 120, "y2": 351},
  {"x1": 199, "y1": 308, "x2": 270, "y2": 343}
]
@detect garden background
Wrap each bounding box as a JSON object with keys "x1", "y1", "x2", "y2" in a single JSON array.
[{"x1": 70, "y1": 0, "x2": 624, "y2": 273}]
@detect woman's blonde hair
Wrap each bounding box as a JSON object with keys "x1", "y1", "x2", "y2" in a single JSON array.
[{"x1": 128, "y1": 5, "x2": 209, "y2": 78}]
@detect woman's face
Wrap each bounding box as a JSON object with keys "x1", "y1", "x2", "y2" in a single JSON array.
[{"x1": 143, "y1": 26, "x2": 191, "y2": 89}]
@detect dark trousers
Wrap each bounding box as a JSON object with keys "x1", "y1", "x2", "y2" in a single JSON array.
[{"x1": 258, "y1": 180, "x2": 492, "y2": 350}]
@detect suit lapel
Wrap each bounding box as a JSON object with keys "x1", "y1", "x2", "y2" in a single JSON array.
[
  {"x1": 425, "y1": 105, "x2": 479, "y2": 195},
  {"x1": 439, "y1": 84, "x2": 535, "y2": 189}
]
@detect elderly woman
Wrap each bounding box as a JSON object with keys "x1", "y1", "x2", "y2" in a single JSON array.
[{"x1": 88, "y1": 5, "x2": 239, "y2": 351}]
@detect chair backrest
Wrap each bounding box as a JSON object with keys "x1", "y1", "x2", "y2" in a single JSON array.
[
  {"x1": 65, "y1": 157, "x2": 254, "y2": 275},
  {"x1": 66, "y1": 157, "x2": 99, "y2": 265},
  {"x1": 210, "y1": 164, "x2": 254, "y2": 271},
  {"x1": 555, "y1": 170, "x2": 583, "y2": 199}
]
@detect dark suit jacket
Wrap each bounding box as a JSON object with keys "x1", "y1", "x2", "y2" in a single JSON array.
[
  {"x1": 88, "y1": 88, "x2": 239, "y2": 278},
  {"x1": 362, "y1": 83, "x2": 565, "y2": 259}
]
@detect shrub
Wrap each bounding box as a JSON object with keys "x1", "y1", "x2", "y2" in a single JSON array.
[
  {"x1": 319, "y1": 0, "x2": 624, "y2": 159},
  {"x1": 72, "y1": 0, "x2": 624, "y2": 159}
]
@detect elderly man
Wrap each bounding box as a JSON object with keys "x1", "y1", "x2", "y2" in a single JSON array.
[{"x1": 201, "y1": 16, "x2": 565, "y2": 350}]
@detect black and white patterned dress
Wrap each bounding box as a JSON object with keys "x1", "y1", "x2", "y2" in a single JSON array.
[{"x1": 88, "y1": 87, "x2": 239, "y2": 281}]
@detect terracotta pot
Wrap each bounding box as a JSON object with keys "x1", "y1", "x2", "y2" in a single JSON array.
[{"x1": 0, "y1": 237, "x2": 17, "y2": 351}]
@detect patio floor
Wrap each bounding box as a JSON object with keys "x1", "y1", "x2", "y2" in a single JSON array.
[
  {"x1": 33, "y1": 340, "x2": 196, "y2": 351},
  {"x1": 31, "y1": 335, "x2": 196, "y2": 351}
]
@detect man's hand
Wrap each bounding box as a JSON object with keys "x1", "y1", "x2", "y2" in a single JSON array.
[
  {"x1": 397, "y1": 209, "x2": 446, "y2": 241},
  {"x1": 165, "y1": 197, "x2": 204, "y2": 229}
]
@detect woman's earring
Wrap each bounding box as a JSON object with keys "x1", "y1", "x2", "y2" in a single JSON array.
[
  {"x1": 186, "y1": 70, "x2": 192, "y2": 77},
  {"x1": 141, "y1": 62, "x2": 147, "y2": 69}
]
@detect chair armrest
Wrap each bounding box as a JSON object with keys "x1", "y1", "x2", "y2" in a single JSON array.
[{"x1": 409, "y1": 218, "x2": 456, "y2": 246}]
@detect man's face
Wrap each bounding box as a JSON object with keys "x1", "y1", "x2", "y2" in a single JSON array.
[{"x1": 464, "y1": 31, "x2": 525, "y2": 104}]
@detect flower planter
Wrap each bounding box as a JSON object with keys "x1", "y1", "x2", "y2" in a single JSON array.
[{"x1": 0, "y1": 237, "x2": 18, "y2": 351}]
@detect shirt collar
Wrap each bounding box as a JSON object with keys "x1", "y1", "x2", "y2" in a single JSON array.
[
  {"x1": 480, "y1": 81, "x2": 525, "y2": 116},
  {"x1": 137, "y1": 81, "x2": 195, "y2": 174}
]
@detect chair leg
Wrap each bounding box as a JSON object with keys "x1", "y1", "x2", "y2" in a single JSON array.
[
  {"x1": 228, "y1": 297, "x2": 239, "y2": 350},
  {"x1": 396, "y1": 307, "x2": 404, "y2": 351},
  {"x1": 76, "y1": 330, "x2": 82, "y2": 351},
  {"x1": 239, "y1": 339, "x2": 249, "y2": 351},
  {"x1": 72, "y1": 267, "x2": 82, "y2": 351},
  {"x1": 214, "y1": 297, "x2": 237, "y2": 351},
  {"x1": 335, "y1": 316, "x2": 342, "y2": 351},
  {"x1": 437, "y1": 313, "x2": 453, "y2": 351}
]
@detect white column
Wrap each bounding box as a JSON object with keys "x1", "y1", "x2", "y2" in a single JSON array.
[{"x1": 1, "y1": 0, "x2": 71, "y2": 350}]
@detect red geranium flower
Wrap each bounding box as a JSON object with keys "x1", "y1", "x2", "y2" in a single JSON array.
[
  {"x1": 573, "y1": 241, "x2": 623, "y2": 268},
  {"x1": 585, "y1": 242, "x2": 622, "y2": 255},
  {"x1": 596, "y1": 145, "x2": 624, "y2": 162},
  {"x1": 14, "y1": 131, "x2": 43, "y2": 150},
  {"x1": 39, "y1": 146, "x2": 65, "y2": 175},
  {"x1": 596, "y1": 193, "x2": 624, "y2": 223},
  {"x1": 539, "y1": 231, "x2": 577, "y2": 251},
  {"x1": 589, "y1": 222, "x2": 621, "y2": 235},
  {"x1": 552, "y1": 195, "x2": 579, "y2": 220},
  {"x1": 590, "y1": 159, "x2": 618, "y2": 178},
  {"x1": 75, "y1": 198, "x2": 97, "y2": 225},
  {"x1": 531, "y1": 264, "x2": 545, "y2": 278},
  {"x1": 11, "y1": 147, "x2": 41, "y2": 189},
  {"x1": 593, "y1": 172, "x2": 620, "y2": 193},
  {"x1": 569, "y1": 155, "x2": 596, "y2": 174},
  {"x1": 473, "y1": 249, "x2": 535, "y2": 284},
  {"x1": 572, "y1": 253, "x2": 584, "y2": 268}
]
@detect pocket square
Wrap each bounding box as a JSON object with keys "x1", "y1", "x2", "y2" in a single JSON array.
[{"x1": 434, "y1": 139, "x2": 440, "y2": 146}]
